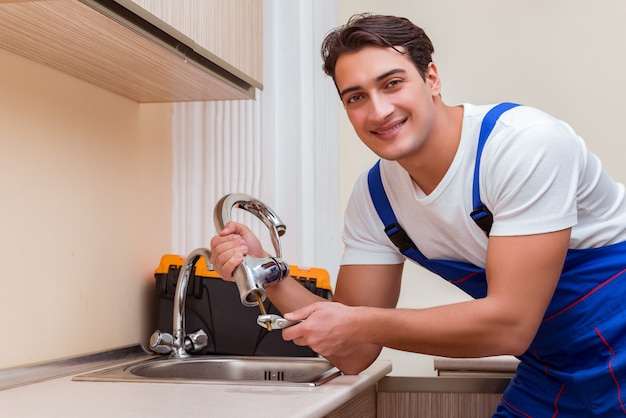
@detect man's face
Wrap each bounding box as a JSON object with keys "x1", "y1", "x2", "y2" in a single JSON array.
[{"x1": 334, "y1": 46, "x2": 440, "y2": 162}]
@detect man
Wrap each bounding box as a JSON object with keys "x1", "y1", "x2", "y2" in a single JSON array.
[{"x1": 211, "y1": 14, "x2": 626, "y2": 416}]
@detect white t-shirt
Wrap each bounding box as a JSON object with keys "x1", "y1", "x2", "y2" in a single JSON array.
[{"x1": 341, "y1": 104, "x2": 626, "y2": 269}]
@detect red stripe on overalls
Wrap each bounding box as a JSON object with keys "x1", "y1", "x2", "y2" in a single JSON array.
[
  {"x1": 594, "y1": 327, "x2": 626, "y2": 414},
  {"x1": 552, "y1": 384, "x2": 565, "y2": 418},
  {"x1": 501, "y1": 397, "x2": 534, "y2": 418},
  {"x1": 542, "y1": 267, "x2": 626, "y2": 323},
  {"x1": 533, "y1": 348, "x2": 564, "y2": 417},
  {"x1": 448, "y1": 271, "x2": 480, "y2": 284}
]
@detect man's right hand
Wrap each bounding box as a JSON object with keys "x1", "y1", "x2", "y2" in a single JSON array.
[{"x1": 209, "y1": 221, "x2": 268, "y2": 280}]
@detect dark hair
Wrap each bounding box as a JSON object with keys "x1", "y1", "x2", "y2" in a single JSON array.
[{"x1": 321, "y1": 13, "x2": 435, "y2": 81}]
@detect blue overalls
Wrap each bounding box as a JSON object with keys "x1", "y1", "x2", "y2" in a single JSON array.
[{"x1": 367, "y1": 103, "x2": 626, "y2": 417}]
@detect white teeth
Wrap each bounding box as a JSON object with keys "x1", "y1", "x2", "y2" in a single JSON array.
[{"x1": 374, "y1": 121, "x2": 403, "y2": 135}]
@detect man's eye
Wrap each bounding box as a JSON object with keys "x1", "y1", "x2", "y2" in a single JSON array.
[
  {"x1": 346, "y1": 94, "x2": 363, "y2": 104},
  {"x1": 386, "y1": 79, "x2": 402, "y2": 88}
]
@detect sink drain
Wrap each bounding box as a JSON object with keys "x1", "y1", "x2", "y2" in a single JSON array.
[{"x1": 264, "y1": 370, "x2": 285, "y2": 381}]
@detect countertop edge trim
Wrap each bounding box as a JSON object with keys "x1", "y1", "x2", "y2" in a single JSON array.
[{"x1": 0, "y1": 345, "x2": 150, "y2": 391}]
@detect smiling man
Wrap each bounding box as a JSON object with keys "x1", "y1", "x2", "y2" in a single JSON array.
[{"x1": 211, "y1": 14, "x2": 626, "y2": 417}]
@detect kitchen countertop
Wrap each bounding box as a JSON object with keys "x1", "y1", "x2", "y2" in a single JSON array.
[
  {"x1": 434, "y1": 355, "x2": 519, "y2": 377},
  {"x1": 0, "y1": 347, "x2": 391, "y2": 418}
]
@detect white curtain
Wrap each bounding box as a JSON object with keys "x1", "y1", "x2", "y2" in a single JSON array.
[{"x1": 171, "y1": 0, "x2": 340, "y2": 281}]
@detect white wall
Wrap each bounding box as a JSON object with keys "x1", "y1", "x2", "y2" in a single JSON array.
[
  {"x1": 337, "y1": 0, "x2": 626, "y2": 376},
  {"x1": 0, "y1": 48, "x2": 173, "y2": 369}
]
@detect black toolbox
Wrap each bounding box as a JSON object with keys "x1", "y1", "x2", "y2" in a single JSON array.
[{"x1": 154, "y1": 254, "x2": 333, "y2": 357}]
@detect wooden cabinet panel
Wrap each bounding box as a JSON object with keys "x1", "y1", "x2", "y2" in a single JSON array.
[
  {"x1": 378, "y1": 392, "x2": 502, "y2": 418},
  {"x1": 326, "y1": 386, "x2": 377, "y2": 418},
  {"x1": 377, "y1": 376, "x2": 509, "y2": 418},
  {"x1": 129, "y1": 0, "x2": 262, "y2": 85},
  {"x1": 0, "y1": 0, "x2": 261, "y2": 102}
]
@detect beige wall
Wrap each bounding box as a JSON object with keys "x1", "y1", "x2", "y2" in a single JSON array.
[
  {"x1": 0, "y1": 48, "x2": 173, "y2": 368},
  {"x1": 337, "y1": 0, "x2": 626, "y2": 376}
]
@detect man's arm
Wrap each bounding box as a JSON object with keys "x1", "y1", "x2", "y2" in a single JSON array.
[
  {"x1": 358, "y1": 229, "x2": 570, "y2": 357},
  {"x1": 284, "y1": 229, "x2": 570, "y2": 372}
]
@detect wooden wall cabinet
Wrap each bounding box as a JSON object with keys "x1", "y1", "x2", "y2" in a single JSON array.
[
  {"x1": 0, "y1": 0, "x2": 262, "y2": 102},
  {"x1": 128, "y1": 0, "x2": 262, "y2": 86}
]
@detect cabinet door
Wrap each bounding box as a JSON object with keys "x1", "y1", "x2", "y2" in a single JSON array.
[
  {"x1": 378, "y1": 392, "x2": 502, "y2": 417},
  {"x1": 129, "y1": 0, "x2": 262, "y2": 85}
]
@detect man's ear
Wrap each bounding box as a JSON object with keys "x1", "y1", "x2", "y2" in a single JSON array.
[{"x1": 425, "y1": 62, "x2": 441, "y2": 97}]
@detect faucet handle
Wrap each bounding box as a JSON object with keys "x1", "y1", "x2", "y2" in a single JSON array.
[
  {"x1": 236, "y1": 255, "x2": 290, "y2": 306},
  {"x1": 149, "y1": 330, "x2": 174, "y2": 354},
  {"x1": 184, "y1": 329, "x2": 209, "y2": 353},
  {"x1": 149, "y1": 329, "x2": 209, "y2": 355},
  {"x1": 245, "y1": 255, "x2": 290, "y2": 286}
]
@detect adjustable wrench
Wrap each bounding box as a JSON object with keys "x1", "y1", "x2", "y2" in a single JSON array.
[{"x1": 256, "y1": 314, "x2": 302, "y2": 330}]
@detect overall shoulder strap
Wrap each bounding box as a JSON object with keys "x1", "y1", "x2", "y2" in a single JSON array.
[
  {"x1": 469, "y1": 102, "x2": 520, "y2": 236},
  {"x1": 367, "y1": 160, "x2": 429, "y2": 264}
]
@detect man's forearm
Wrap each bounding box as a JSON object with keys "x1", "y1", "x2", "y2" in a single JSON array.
[
  {"x1": 265, "y1": 276, "x2": 328, "y2": 314},
  {"x1": 325, "y1": 343, "x2": 382, "y2": 375}
]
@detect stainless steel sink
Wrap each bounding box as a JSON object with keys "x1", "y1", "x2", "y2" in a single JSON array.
[{"x1": 73, "y1": 356, "x2": 341, "y2": 387}]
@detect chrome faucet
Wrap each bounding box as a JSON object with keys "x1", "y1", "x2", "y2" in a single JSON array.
[
  {"x1": 149, "y1": 248, "x2": 211, "y2": 358},
  {"x1": 149, "y1": 194, "x2": 291, "y2": 355},
  {"x1": 214, "y1": 193, "x2": 290, "y2": 307}
]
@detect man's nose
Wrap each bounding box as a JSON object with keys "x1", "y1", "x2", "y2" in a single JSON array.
[{"x1": 369, "y1": 94, "x2": 393, "y2": 122}]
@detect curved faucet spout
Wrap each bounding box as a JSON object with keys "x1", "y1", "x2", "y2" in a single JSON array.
[
  {"x1": 214, "y1": 193, "x2": 290, "y2": 307},
  {"x1": 149, "y1": 248, "x2": 211, "y2": 358},
  {"x1": 172, "y1": 248, "x2": 212, "y2": 358},
  {"x1": 215, "y1": 193, "x2": 286, "y2": 257}
]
